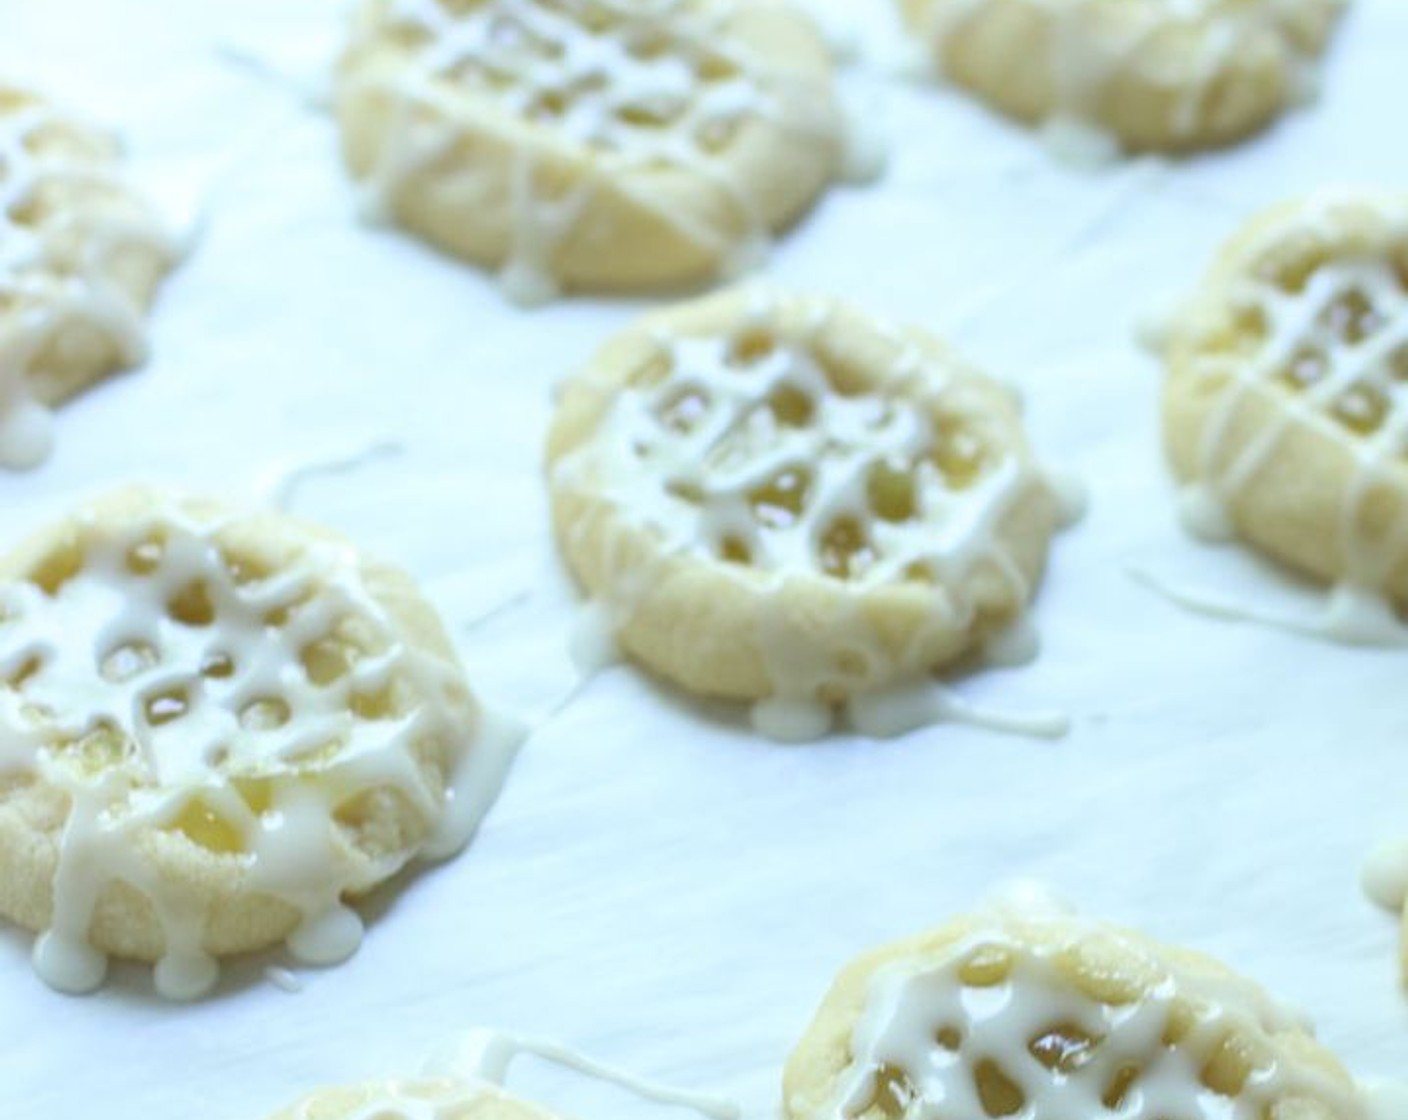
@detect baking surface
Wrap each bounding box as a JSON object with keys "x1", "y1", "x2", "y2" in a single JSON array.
[{"x1": 3, "y1": 1, "x2": 1408, "y2": 1116}]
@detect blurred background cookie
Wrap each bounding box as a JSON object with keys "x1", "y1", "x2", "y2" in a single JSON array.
[
  {"x1": 900, "y1": 0, "x2": 1347, "y2": 159},
  {"x1": 0, "y1": 85, "x2": 178, "y2": 470},
  {"x1": 336, "y1": 0, "x2": 867, "y2": 305}
]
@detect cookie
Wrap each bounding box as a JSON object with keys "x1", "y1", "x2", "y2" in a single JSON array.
[
  {"x1": 1162, "y1": 190, "x2": 1408, "y2": 634},
  {"x1": 0, "y1": 85, "x2": 178, "y2": 469},
  {"x1": 335, "y1": 0, "x2": 864, "y2": 305},
  {"x1": 269, "y1": 1031, "x2": 742, "y2": 1120},
  {"x1": 784, "y1": 899, "x2": 1366, "y2": 1120},
  {"x1": 547, "y1": 288, "x2": 1079, "y2": 741},
  {"x1": 0, "y1": 486, "x2": 521, "y2": 998},
  {"x1": 900, "y1": 0, "x2": 1346, "y2": 157},
  {"x1": 266, "y1": 1080, "x2": 549, "y2": 1120}
]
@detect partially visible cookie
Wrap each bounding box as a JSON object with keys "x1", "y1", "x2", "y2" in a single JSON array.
[
  {"x1": 0, "y1": 486, "x2": 520, "y2": 999},
  {"x1": 336, "y1": 0, "x2": 863, "y2": 304},
  {"x1": 784, "y1": 900, "x2": 1367, "y2": 1120},
  {"x1": 1162, "y1": 190, "x2": 1408, "y2": 628},
  {"x1": 0, "y1": 85, "x2": 178, "y2": 468},
  {"x1": 900, "y1": 0, "x2": 1347, "y2": 156},
  {"x1": 267, "y1": 1080, "x2": 551, "y2": 1120},
  {"x1": 547, "y1": 288, "x2": 1078, "y2": 740}
]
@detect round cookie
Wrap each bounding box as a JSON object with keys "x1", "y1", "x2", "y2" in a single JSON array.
[
  {"x1": 546, "y1": 288, "x2": 1078, "y2": 740},
  {"x1": 784, "y1": 902, "x2": 1367, "y2": 1120},
  {"x1": 1162, "y1": 190, "x2": 1408, "y2": 626},
  {"x1": 0, "y1": 84, "x2": 178, "y2": 468},
  {"x1": 899, "y1": 0, "x2": 1347, "y2": 156},
  {"x1": 335, "y1": 0, "x2": 861, "y2": 305},
  {"x1": 0, "y1": 486, "x2": 519, "y2": 999},
  {"x1": 267, "y1": 1080, "x2": 553, "y2": 1120}
]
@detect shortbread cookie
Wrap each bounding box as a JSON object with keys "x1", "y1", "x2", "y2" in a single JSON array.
[
  {"x1": 1163, "y1": 191, "x2": 1408, "y2": 628},
  {"x1": 336, "y1": 0, "x2": 861, "y2": 305},
  {"x1": 0, "y1": 486, "x2": 520, "y2": 999},
  {"x1": 901, "y1": 0, "x2": 1347, "y2": 156},
  {"x1": 784, "y1": 903, "x2": 1367, "y2": 1120},
  {"x1": 547, "y1": 288, "x2": 1079, "y2": 740},
  {"x1": 0, "y1": 85, "x2": 178, "y2": 468},
  {"x1": 267, "y1": 1079, "x2": 551, "y2": 1120},
  {"x1": 268, "y1": 1032, "x2": 740, "y2": 1120}
]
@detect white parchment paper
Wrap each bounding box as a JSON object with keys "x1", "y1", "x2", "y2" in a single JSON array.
[{"x1": 3, "y1": 1, "x2": 1408, "y2": 1116}]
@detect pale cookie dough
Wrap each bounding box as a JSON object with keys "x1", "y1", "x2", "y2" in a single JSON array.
[
  {"x1": 0, "y1": 486, "x2": 521, "y2": 999},
  {"x1": 0, "y1": 85, "x2": 178, "y2": 468},
  {"x1": 784, "y1": 901, "x2": 1368, "y2": 1120},
  {"x1": 547, "y1": 288, "x2": 1080, "y2": 741},
  {"x1": 900, "y1": 0, "x2": 1347, "y2": 157},
  {"x1": 1162, "y1": 190, "x2": 1408, "y2": 640},
  {"x1": 336, "y1": 0, "x2": 868, "y2": 305}
]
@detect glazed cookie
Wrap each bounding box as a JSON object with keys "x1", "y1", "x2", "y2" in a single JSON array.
[
  {"x1": 1162, "y1": 190, "x2": 1408, "y2": 639},
  {"x1": 336, "y1": 0, "x2": 870, "y2": 305},
  {"x1": 784, "y1": 900, "x2": 1367, "y2": 1120},
  {"x1": 0, "y1": 85, "x2": 178, "y2": 468},
  {"x1": 267, "y1": 1080, "x2": 551, "y2": 1120},
  {"x1": 268, "y1": 1031, "x2": 741, "y2": 1120},
  {"x1": 0, "y1": 486, "x2": 521, "y2": 998},
  {"x1": 900, "y1": 0, "x2": 1346, "y2": 157},
  {"x1": 547, "y1": 288, "x2": 1080, "y2": 741}
]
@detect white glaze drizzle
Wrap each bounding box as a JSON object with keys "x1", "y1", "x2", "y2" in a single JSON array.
[
  {"x1": 430, "y1": 1029, "x2": 741, "y2": 1120},
  {"x1": 346, "y1": 0, "x2": 856, "y2": 304},
  {"x1": 553, "y1": 294, "x2": 1080, "y2": 741},
  {"x1": 265, "y1": 964, "x2": 305, "y2": 993},
  {"x1": 1170, "y1": 194, "x2": 1408, "y2": 641},
  {"x1": 922, "y1": 0, "x2": 1341, "y2": 156},
  {"x1": 287, "y1": 1030, "x2": 740, "y2": 1120},
  {"x1": 0, "y1": 492, "x2": 523, "y2": 999},
  {"x1": 256, "y1": 439, "x2": 403, "y2": 512},
  {"x1": 1129, "y1": 567, "x2": 1408, "y2": 649},
  {"x1": 0, "y1": 96, "x2": 177, "y2": 468},
  {"x1": 829, "y1": 912, "x2": 1367, "y2": 1120}
]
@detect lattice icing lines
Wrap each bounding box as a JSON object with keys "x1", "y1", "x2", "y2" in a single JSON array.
[
  {"x1": 549, "y1": 292, "x2": 1080, "y2": 742},
  {"x1": 784, "y1": 901, "x2": 1371, "y2": 1120},
  {"x1": 339, "y1": 0, "x2": 865, "y2": 302},
  {"x1": 392, "y1": 0, "x2": 767, "y2": 155},
  {"x1": 831, "y1": 938, "x2": 1363, "y2": 1120},
  {"x1": 0, "y1": 489, "x2": 517, "y2": 999},
  {"x1": 1246, "y1": 251, "x2": 1408, "y2": 466},
  {"x1": 605, "y1": 333, "x2": 1022, "y2": 588},
  {"x1": 0, "y1": 90, "x2": 177, "y2": 467}
]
